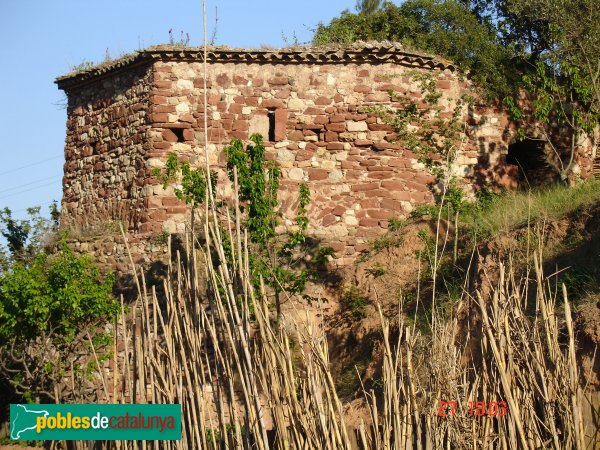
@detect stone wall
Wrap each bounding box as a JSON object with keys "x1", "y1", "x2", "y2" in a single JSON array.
[
  {"x1": 60, "y1": 64, "x2": 153, "y2": 232},
  {"x1": 144, "y1": 59, "x2": 515, "y2": 263},
  {"x1": 57, "y1": 46, "x2": 522, "y2": 266}
]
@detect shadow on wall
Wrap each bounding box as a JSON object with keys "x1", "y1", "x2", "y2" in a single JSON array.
[{"x1": 113, "y1": 233, "x2": 344, "y2": 306}]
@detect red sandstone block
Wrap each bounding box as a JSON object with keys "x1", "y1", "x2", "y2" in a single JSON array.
[
  {"x1": 354, "y1": 139, "x2": 373, "y2": 147},
  {"x1": 368, "y1": 210, "x2": 395, "y2": 219},
  {"x1": 314, "y1": 115, "x2": 330, "y2": 125},
  {"x1": 332, "y1": 205, "x2": 345, "y2": 216},
  {"x1": 183, "y1": 129, "x2": 195, "y2": 141},
  {"x1": 216, "y1": 74, "x2": 231, "y2": 87},
  {"x1": 146, "y1": 197, "x2": 162, "y2": 208},
  {"x1": 352, "y1": 183, "x2": 378, "y2": 191},
  {"x1": 228, "y1": 103, "x2": 243, "y2": 114},
  {"x1": 151, "y1": 95, "x2": 168, "y2": 105},
  {"x1": 314, "y1": 96, "x2": 331, "y2": 106},
  {"x1": 368, "y1": 172, "x2": 394, "y2": 180},
  {"x1": 330, "y1": 114, "x2": 345, "y2": 123},
  {"x1": 359, "y1": 218, "x2": 379, "y2": 227},
  {"x1": 233, "y1": 120, "x2": 248, "y2": 131},
  {"x1": 152, "y1": 105, "x2": 176, "y2": 113},
  {"x1": 354, "y1": 85, "x2": 372, "y2": 93},
  {"x1": 263, "y1": 99, "x2": 284, "y2": 109},
  {"x1": 363, "y1": 189, "x2": 391, "y2": 198},
  {"x1": 380, "y1": 198, "x2": 403, "y2": 210},
  {"x1": 368, "y1": 123, "x2": 394, "y2": 132},
  {"x1": 274, "y1": 109, "x2": 288, "y2": 141},
  {"x1": 275, "y1": 89, "x2": 291, "y2": 99},
  {"x1": 243, "y1": 97, "x2": 258, "y2": 108},
  {"x1": 334, "y1": 94, "x2": 344, "y2": 103},
  {"x1": 367, "y1": 166, "x2": 393, "y2": 172},
  {"x1": 229, "y1": 130, "x2": 248, "y2": 140},
  {"x1": 381, "y1": 180, "x2": 405, "y2": 190},
  {"x1": 179, "y1": 114, "x2": 195, "y2": 124},
  {"x1": 233, "y1": 75, "x2": 247, "y2": 85},
  {"x1": 340, "y1": 161, "x2": 356, "y2": 170},
  {"x1": 328, "y1": 242, "x2": 346, "y2": 252},
  {"x1": 193, "y1": 78, "x2": 212, "y2": 88},
  {"x1": 296, "y1": 150, "x2": 313, "y2": 161},
  {"x1": 162, "y1": 129, "x2": 178, "y2": 142},
  {"x1": 151, "y1": 113, "x2": 169, "y2": 123},
  {"x1": 288, "y1": 130, "x2": 303, "y2": 141},
  {"x1": 268, "y1": 76, "x2": 288, "y2": 86},
  {"x1": 153, "y1": 141, "x2": 171, "y2": 150},
  {"x1": 377, "y1": 84, "x2": 403, "y2": 92},
  {"x1": 358, "y1": 69, "x2": 370, "y2": 77},
  {"x1": 208, "y1": 94, "x2": 221, "y2": 106},
  {"x1": 326, "y1": 122, "x2": 346, "y2": 132},
  {"x1": 327, "y1": 143, "x2": 344, "y2": 150},
  {"x1": 322, "y1": 215, "x2": 337, "y2": 226},
  {"x1": 308, "y1": 169, "x2": 328, "y2": 180},
  {"x1": 360, "y1": 198, "x2": 379, "y2": 208},
  {"x1": 161, "y1": 197, "x2": 184, "y2": 207},
  {"x1": 153, "y1": 80, "x2": 172, "y2": 89},
  {"x1": 324, "y1": 131, "x2": 338, "y2": 142},
  {"x1": 304, "y1": 107, "x2": 325, "y2": 115},
  {"x1": 139, "y1": 223, "x2": 162, "y2": 234},
  {"x1": 437, "y1": 80, "x2": 451, "y2": 90},
  {"x1": 415, "y1": 172, "x2": 436, "y2": 184},
  {"x1": 389, "y1": 191, "x2": 411, "y2": 201},
  {"x1": 360, "y1": 159, "x2": 377, "y2": 167},
  {"x1": 149, "y1": 211, "x2": 168, "y2": 221}
]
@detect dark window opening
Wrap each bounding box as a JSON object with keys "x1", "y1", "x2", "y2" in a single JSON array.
[
  {"x1": 172, "y1": 128, "x2": 185, "y2": 143},
  {"x1": 268, "y1": 110, "x2": 276, "y2": 142}
]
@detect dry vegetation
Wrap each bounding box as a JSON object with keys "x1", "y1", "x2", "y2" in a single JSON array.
[{"x1": 45, "y1": 179, "x2": 597, "y2": 449}]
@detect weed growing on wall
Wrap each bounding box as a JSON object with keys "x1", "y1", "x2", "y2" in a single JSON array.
[{"x1": 225, "y1": 134, "x2": 333, "y2": 321}]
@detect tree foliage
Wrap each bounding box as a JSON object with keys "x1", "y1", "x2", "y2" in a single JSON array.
[
  {"x1": 313, "y1": 0, "x2": 517, "y2": 98},
  {"x1": 224, "y1": 134, "x2": 333, "y2": 319},
  {"x1": 0, "y1": 243, "x2": 117, "y2": 344},
  {"x1": 355, "y1": 0, "x2": 383, "y2": 16},
  {"x1": 0, "y1": 203, "x2": 59, "y2": 266}
]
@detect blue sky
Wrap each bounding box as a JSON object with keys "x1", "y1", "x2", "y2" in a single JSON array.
[{"x1": 0, "y1": 0, "x2": 351, "y2": 221}]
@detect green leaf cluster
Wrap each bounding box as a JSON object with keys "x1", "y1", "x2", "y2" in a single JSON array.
[
  {"x1": 224, "y1": 134, "x2": 327, "y2": 308},
  {"x1": 313, "y1": 0, "x2": 517, "y2": 99},
  {"x1": 152, "y1": 153, "x2": 215, "y2": 208},
  {"x1": 0, "y1": 243, "x2": 118, "y2": 344}
]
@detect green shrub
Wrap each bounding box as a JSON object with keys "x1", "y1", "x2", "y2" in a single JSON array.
[
  {"x1": 0, "y1": 242, "x2": 118, "y2": 344},
  {"x1": 341, "y1": 286, "x2": 369, "y2": 319}
]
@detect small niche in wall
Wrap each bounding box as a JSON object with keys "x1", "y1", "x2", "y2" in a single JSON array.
[{"x1": 172, "y1": 128, "x2": 185, "y2": 143}]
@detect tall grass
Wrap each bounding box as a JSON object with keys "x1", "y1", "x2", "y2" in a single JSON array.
[
  {"x1": 462, "y1": 179, "x2": 600, "y2": 236},
  {"x1": 58, "y1": 190, "x2": 593, "y2": 449}
]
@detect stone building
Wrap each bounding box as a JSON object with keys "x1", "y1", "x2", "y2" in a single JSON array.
[{"x1": 55, "y1": 43, "x2": 559, "y2": 266}]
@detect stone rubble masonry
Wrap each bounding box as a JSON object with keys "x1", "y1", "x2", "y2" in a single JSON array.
[{"x1": 54, "y1": 44, "x2": 542, "y2": 268}]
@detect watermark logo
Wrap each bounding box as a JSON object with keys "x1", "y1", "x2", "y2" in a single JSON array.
[{"x1": 10, "y1": 404, "x2": 181, "y2": 440}]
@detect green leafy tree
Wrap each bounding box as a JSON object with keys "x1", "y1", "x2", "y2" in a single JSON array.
[
  {"x1": 313, "y1": 0, "x2": 517, "y2": 98},
  {"x1": 356, "y1": 0, "x2": 382, "y2": 15},
  {"x1": 504, "y1": 61, "x2": 599, "y2": 182},
  {"x1": 0, "y1": 242, "x2": 118, "y2": 401},
  {"x1": 154, "y1": 135, "x2": 333, "y2": 322},
  {"x1": 225, "y1": 134, "x2": 331, "y2": 321},
  {"x1": 0, "y1": 204, "x2": 59, "y2": 265}
]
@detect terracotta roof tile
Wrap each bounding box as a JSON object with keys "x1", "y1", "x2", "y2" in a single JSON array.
[{"x1": 55, "y1": 42, "x2": 456, "y2": 90}]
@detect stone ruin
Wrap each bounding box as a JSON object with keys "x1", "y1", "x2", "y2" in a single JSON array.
[{"x1": 54, "y1": 43, "x2": 593, "y2": 270}]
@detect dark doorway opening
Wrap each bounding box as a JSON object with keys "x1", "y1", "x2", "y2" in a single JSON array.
[{"x1": 506, "y1": 138, "x2": 555, "y2": 186}]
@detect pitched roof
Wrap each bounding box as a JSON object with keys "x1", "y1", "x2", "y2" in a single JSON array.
[{"x1": 55, "y1": 42, "x2": 456, "y2": 90}]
